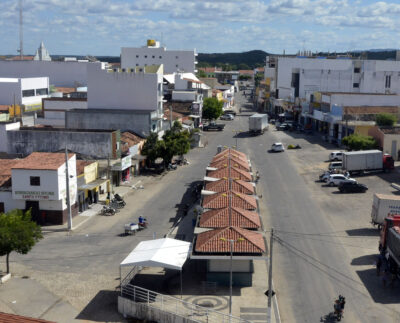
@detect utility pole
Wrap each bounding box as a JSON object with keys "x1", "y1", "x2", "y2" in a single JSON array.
[
  {"x1": 267, "y1": 228, "x2": 274, "y2": 323},
  {"x1": 65, "y1": 147, "x2": 72, "y2": 231},
  {"x1": 18, "y1": 0, "x2": 23, "y2": 60},
  {"x1": 170, "y1": 105, "x2": 173, "y2": 128}
]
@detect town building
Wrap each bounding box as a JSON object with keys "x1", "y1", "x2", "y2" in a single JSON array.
[
  {"x1": 369, "y1": 127, "x2": 400, "y2": 160},
  {"x1": 33, "y1": 41, "x2": 51, "y2": 61},
  {"x1": 0, "y1": 152, "x2": 77, "y2": 224},
  {"x1": 121, "y1": 39, "x2": 197, "y2": 74},
  {"x1": 0, "y1": 77, "x2": 49, "y2": 112},
  {"x1": 214, "y1": 71, "x2": 239, "y2": 85}
]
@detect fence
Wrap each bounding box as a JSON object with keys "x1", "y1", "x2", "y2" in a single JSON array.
[{"x1": 120, "y1": 283, "x2": 251, "y2": 323}]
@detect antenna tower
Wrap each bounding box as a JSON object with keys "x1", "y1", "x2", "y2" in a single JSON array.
[{"x1": 18, "y1": 0, "x2": 23, "y2": 59}]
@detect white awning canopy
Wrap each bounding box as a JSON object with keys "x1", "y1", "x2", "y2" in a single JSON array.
[{"x1": 120, "y1": 238, "x2": 191, "y2": 271}]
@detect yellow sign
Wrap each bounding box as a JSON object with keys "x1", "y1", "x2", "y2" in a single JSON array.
[{"x1": 147, "y1": 39, "x2": 156, "y2": 46}]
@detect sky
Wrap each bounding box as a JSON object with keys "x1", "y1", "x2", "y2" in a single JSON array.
[{"x1": 0, "y1": 0, "x2": 400, "y2": 56}]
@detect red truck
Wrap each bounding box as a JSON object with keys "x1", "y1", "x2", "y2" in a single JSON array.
[{"x1": 379, "y1": 215, "x2": 400, "y2": 272}]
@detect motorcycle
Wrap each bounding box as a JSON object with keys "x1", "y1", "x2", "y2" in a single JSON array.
[
  {"x1": 168, "y1": 163, "x2": 177, "y2": 170},
  {"x1": 114, "y1": 194, "x2": 126, "y2": 206},
  {"x1": 111, "y1": 198, "x2": 125, "y2": 209},
  {"x1": 101, "y1": 205, "x2": 116, "y2": 216},
  {"x1": 138, "y1": 218, "x2": 148, "y2": 230},
  {"x1": 333, "y1": 295, "x2": 345, "y2": 321}
]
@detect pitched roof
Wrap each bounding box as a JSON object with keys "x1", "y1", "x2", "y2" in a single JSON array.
[
  {"x1": 239, "y1": 70, "x2": 254, "y2": 75},
  {"x1": 209, "y1": 156, "x2": 250, "y2": 171},
  {"x1": 0, "y1": 105, "x2": 11, "y2": 112},
  {"x1": 199, "y1": 207, "x2": 261, "y2": 229},
  {"x1": 121, "y1": 131, "x2": 145, "y2": 148},
  {"x1": 202, "y1": 191, "x2": 257, "y2": 210},
  {"x1": 213, "y1": 148, "x2": 248, "y2": 163},
  {"x1": 195, "y1": 227, "x2": 265, "y2": 253},
  {"x1": 0, "y1": 312, "x2": 55, "y2": 322},
  {"x1": 205, "y1": 179, "x2": 254, "y2": 194},
  {"x1": 54, "y1": 87, "x2": 75, "y2": 94},
  {"x1": 163, "y1": 108, "x2": 184, "y2": 122},
  {"x1": 207, "y1": 166, "x2": 252, "y2": 182},
  {"x1": 0, "y1": 159, "x2": 19, "y2": 187},
  {"x1": 76, "y1": 160, "x2": 94, "y2": 176},
  {"x1": 12, "y1": 152, "x2": 72, "y2": 171}
]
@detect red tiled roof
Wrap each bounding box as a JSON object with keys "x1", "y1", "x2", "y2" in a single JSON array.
[
  {"x1": 239, "y1": 70, "x2": 254, "y2": 75},
  {"x1": 199, "y1": 207, "x2": 260, "y2": 228},
  {"x1": 210, "y1": 156, "x2": 250, "y2": 171},
  {"x1": 207, "y1": 166, "x2": 252, "y2": 182},
  {"x1": 12, "y1": 152, "x2": 73, "y2": 171},
  {"x1": 0, "y1": 312, "x2": 55, "y2": 322},
  {"x1": 198, "y1": 67, "x2": 222, "y2": 73},
  {"x1": 0, "y1": 105, "x2": 11, "y2": 112},
  {"x1": 205, "y1": 179, "x2": 254, "y2": 194},
  {"x1": 195, "y1": 227, "x2": 265, "y2": 253},
  {"x1": 54, "y1": 87, "x2": 75, "y2": 94},
  {"x1": 163, "y1": 108, "x2": 184, "y2": 122},
  {"x1": 7, "y1": 56, "x2": 34, "y2": 61},
  {"x1": 0, "y1": 159, "x2": 19, "y2": 187},
  {"x1": 213, "y1": 148, "x2": 248, "y2": 163},
  {"x1": 202, "y1": 191, "x2": 257, "y2": 210}
]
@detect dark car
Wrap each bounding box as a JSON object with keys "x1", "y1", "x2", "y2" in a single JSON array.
[
  {"x1": 338, "y1": 182, "x2": 368, "y2": 193},
  {"x1": 223, "y1": 110, "x2": 237, "y2": 116},
  {"x1": 277, "y1": 123, "x2": 291, "y2": 131}
]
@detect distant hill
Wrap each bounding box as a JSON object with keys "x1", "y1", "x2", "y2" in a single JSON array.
[{"x1": 197, "y1": 50, "x2": 268, "y2": 69}]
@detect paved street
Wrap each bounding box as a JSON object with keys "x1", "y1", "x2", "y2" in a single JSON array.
[{"x1": 2, "y1": 90, "x2": 400, "y2": 322}]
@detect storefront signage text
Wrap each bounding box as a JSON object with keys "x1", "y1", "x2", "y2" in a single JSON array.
[{"x1": 14, "y1": 191, "x2": 55, "y2": 200}]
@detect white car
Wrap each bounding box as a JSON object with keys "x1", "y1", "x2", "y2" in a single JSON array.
[
  {"x1": 329, "y1": 151, "x2": 344, "y2": 161},
  {"x1": 220, "y1": 114, "x2": 234, "y2": 120},
  {"x1": 327, "y1": 174, "x2": 357, "y2": 186},
  {"x1": 271, "y1": 142, "x2": 284, "y2": 152},
  {"x1": 328, "y1": 161, "x2": 343, "y2": 171}
]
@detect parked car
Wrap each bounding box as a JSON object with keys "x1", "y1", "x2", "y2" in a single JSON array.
[
  {"x1": 319, "y1": 170, "x2": 349, "y2": 182},
  {"x1": 269, "y1": 119, "x2": 276, "y2": 125},
  {"x1": 277, "y1": 123, "x2": 291, "y2": 131},
  {"x1": 271, "y1": 142, "x2": 284, "y2": 152},
  {"x1": 329, "y1": 151, "x2": 344, "y2": 161},
  {"x1": 338, "y1": 182, "x2": 368, "y2": 193},
  {"x1": 220, "y1": 114, "x2": 234, "y2": 120},
  {"x1": 203, "y1": 121, "x2": 225, "y2": 131},
  {"x1": 327, "y1": 174, "x2": 357, "y2": 186},
  {"x1": 328, "y1": 161, "x2": 343, "y2": 171},
  {"x1": 223, "y1": 110, "x2": 236, "y2": 116}
]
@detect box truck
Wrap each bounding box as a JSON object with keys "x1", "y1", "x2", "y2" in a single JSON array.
[
  {"x1": 342, "y1": 150, "x2": 394, "y2": 174},
  {"x1": 371, "y1": 194, "x2": 400, "y2": 227},
  {"x1": 249, "y1": 113, "x2": 268, "y2": 135}
]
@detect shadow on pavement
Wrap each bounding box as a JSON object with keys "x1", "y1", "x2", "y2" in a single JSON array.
[
  {"x1": 346, "y1": 228, "x2": 379, "y2": 236},
  {"x1": 356, "y1": 268, "x2": 400, "y2": 304},
  {"x1": 76, "y1": 290, "x2": 125, "y2": 322},
  {"x1": 351, "y1": 254, "x2": 376, "y2": 266}
]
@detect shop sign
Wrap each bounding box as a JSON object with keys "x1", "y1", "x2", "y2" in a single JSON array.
[
  {"x1": 14, "y1": 190, "x2": 55, "y2": 200},
  {"x1": 121, "y1": 156, "x2": 132, "y2": 170}
]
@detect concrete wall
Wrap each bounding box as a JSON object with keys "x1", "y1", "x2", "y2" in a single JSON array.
[
  {"x1": 368, "y1": 126, "x2": 385, "y2": 149},
  {"x1": 172, "y1": 91, "x2": 196, "y2": 102},
  {"x1": 7, "y1": 129, "x2": 116, "y2": 159},
  {"x1": 323, "y1": 93, "x2": 400, "y2": 107},
  {"x1": 121, "y1": 47, "x2": 196, "y2": 74},
  {"x1": 41, "y1": 98, "x2": 87, "y2": 126},
  {"x1": 0, "y1": 191, "x2": 25, "y2": 212},
  {"x1": 87, "y1": 64, "x2": 163, "y2": 112},
  {"x1": 0, "y1": 79, "x2": 21, "y2": 105},
  {"x1": 0, "y1": 122, "x2": 20, "y2": 153},
  {"x1": 66, "y1": 109, "x2": 154, "y2": 137},
  {"x1": 118, "y1": 296, "x2": 197, "y2": 323},
  {"x1": 0, "y1": 60, "x2": 93, "y2": 87}
]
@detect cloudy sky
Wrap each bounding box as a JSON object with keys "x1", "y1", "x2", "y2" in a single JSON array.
[{"x1": 0, "y1": 0, "x2": 399, "y2": 56}]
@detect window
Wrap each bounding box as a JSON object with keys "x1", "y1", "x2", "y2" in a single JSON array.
[
  {"x1": 175, "y1": 56, "x2": 179, "y2": 59},
  {"x1": 144, "y1": 55, "x2": 147, "y2": 58},
  {"x1": 353, "y1": 83, "x2": 359, "y2": 88},
  {"x1": 22, "y1": 89, "x2": 35, "y2": 97},
  {"x1": 136, "y1": 63, "x2": 139, "y2": 66},
  {"x1": 176, "y1": 65, "x2": 179, "y2": 68},
  {"x1": 136, "y1": 55, "x2": 139, "y2": 58},
  {"x1": 385, "y1": 75, "x2": 391, "y2": 88},
  {"x1": 30, "y1": 176, "x2": 40, "y2": 186},
  {"x1": 35, "y1": 88, "x2": 48, "y2": 96},
  {"x1": 354, "y1": 67, "x2": 360, "y2": 73},
  {"x1": 159, "y1": 56, "x2": 162, "y2": 59},
  {"x1": 152, "y1": 55, "x2": 155, "y2": 59}
]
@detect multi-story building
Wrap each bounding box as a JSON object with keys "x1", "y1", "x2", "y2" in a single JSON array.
[{"x1": 121, "y1": 40, "x2": 197, "y2": 74}]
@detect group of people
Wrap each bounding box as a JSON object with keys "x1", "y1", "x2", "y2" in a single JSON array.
[{"x1": 376, "y1": 252, "x2": 398, "y2": 287}]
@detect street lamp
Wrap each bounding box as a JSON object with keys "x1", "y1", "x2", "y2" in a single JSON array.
[{"x1": 220, "y1": 237, "x2": 244, "y2": 318}]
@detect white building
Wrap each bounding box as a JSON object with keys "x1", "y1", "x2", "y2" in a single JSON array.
[
  {"x1": 0, "y1": 60, "x2": 96, "y2": 87},
  {"x1": 121, "y1": 40, "x2": 197, "y2": 74},
  {"x1": 33, "y1": 41, "x2": 51, "y2": 61},
  {"x1": 0, "y1": 77, "x2": 49, "y2": 110},
  {"x1": 0, "y1": 152, "x2": 77, "y2": 224}
]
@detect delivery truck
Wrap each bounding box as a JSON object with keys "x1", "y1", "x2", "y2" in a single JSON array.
[
  {"x1": 379, "y1": 215, "x2": 400, "y2": 272},
  {"x1": 342, "y1": 150, "x2": 394, "y2": 174},
  {"x1": 249, "y1": 113, "x2": 268, "y2": 135},
  {"x1": 371, "y1": 194, "x2": 400, "y2": 228}
]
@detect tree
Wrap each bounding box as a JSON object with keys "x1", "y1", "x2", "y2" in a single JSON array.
[
  {"x1": 376, "y1": 113, "x2": 396, "y2": 127},
  {"x1": 160, "y1": 121, "x2": 191, "y2": 166},
  {"x1": 141, "y1": 132, "x2": 160, "y2": 167},
  {"x1": 202, "y1": 97, "x2": 224, "y2": 120},
  {"x1": 239, "y1": 75, "x2": 252, "y2": 81},
  {"x1": 197, "y1": 70, "x2": 207, "y2": 78},
  {"x1": 238, "y1": 63, "x2": 250, "y2": 70},
  {"x1": 341, "y1": 134, "x2": 378, "y2": 151},
  {"x1": 0, "y1": 209, "x2": 43, "y2": 273}
]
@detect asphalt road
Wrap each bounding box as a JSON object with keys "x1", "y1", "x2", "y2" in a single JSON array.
[{"x1": 9, "y1": 90, "x2": 399, "y2": 322}]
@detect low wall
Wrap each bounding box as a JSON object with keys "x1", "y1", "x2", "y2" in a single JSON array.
[{"x1": 118, "y1": 296, "x2": 196, "y2": 323}]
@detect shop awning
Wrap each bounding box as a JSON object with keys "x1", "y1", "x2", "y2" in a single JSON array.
[
  {"x1": 120, "y1": 238, "x2": 191, "y2": 270},
  {"x1": 78, "y1": 178, "x2": 108, "y2": 191}
]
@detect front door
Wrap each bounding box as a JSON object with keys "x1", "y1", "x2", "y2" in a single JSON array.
[{"x1": 26, "y1": 200, "x2": 40, "y2": 223}]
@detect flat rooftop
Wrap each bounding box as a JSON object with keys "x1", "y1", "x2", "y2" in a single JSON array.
[{"x1": 18, "y1": 126, "x2": 117, "y2": 133}]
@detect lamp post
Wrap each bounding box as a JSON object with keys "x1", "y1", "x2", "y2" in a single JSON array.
[{"x1": 220, "y1": 237, "x2": 244, "y2": 319}]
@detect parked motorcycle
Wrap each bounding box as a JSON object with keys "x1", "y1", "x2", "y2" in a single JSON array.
[
  {"x1": 101, "y1": 205, "x2": 116, "y2": 216},
  {"x1": 168, "y1": 163, "x2": 177, "y2": 170}
]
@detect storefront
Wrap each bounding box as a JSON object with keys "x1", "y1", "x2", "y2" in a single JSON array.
[
  {"x1": 111, "y1": 155, "x2": 132, "y2": 186},
  {"x1": 78, "y1": 178, "x2": 110, "y2": 212}
]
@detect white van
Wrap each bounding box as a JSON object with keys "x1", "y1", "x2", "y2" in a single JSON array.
[{"x1": 329, "y1": 151, "x2": 344, "y2": 161}]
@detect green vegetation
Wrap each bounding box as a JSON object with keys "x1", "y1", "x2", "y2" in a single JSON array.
[
  {"x1": 0, "y1": 209, "x2": 43, "y2": 273},
  {"x1": 141, "y1": 121, "x2": 191, "y2": 168},
  {"x1": 376, "y1": 113, "x2": 397, "y2": 127},
  {"x1": 196, "y1": 69, "x2": 207, "y2": 78},
  {"x1": 197, "y1": 50, "x2": 268, "y2": 70},
  {"x1": 239, "y1": 75, "x2": 252, "y2": 81},
  {"x1": 202, "y1": 97, "x2": 224, "y2": 120},
  {"x1": 341, "y1": 134, "x2": 378, "y2": 151}
]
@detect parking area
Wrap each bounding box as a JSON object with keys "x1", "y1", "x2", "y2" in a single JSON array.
[{"x1": 271, "y1": 127, "x2": 400, "y2": 311}]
